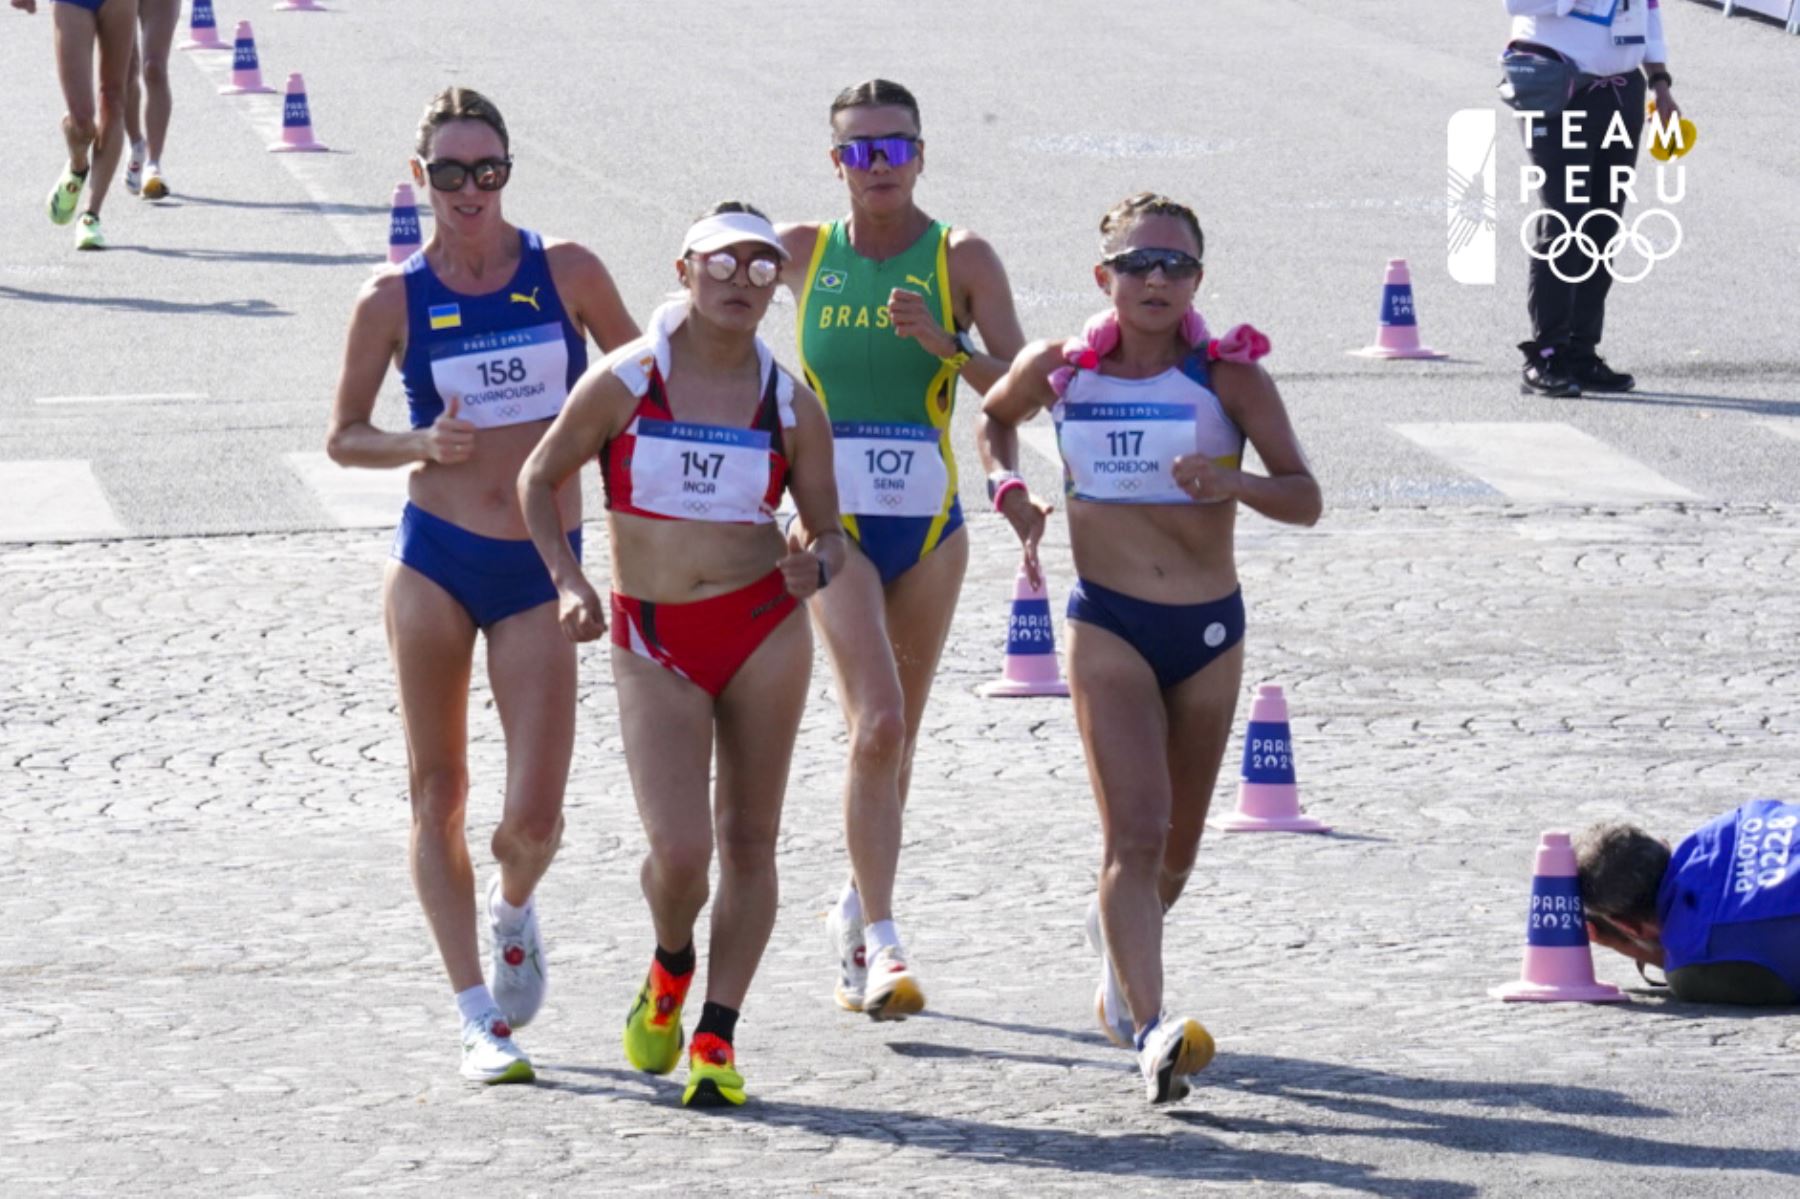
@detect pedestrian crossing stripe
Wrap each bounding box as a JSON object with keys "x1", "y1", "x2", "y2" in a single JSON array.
[{"x1": 1393, "y1": 422, "x2": 1698, "y2": 504}]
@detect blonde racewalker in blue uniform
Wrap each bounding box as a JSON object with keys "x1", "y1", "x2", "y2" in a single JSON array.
[
  {"x1": 777, "y1": 79, "x2": 1026, "y2": 1020},
  {"x1": 327, "y1": 89, "x2": 637, "y2": 1085}
]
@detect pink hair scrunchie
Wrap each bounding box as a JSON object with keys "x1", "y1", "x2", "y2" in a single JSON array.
[{"x1": 1048, "y1": 309, "x2": 1269, "y2": 397}]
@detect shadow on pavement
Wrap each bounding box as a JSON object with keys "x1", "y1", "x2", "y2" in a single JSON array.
[
  {"x1": 1211, "y1": 1052, "x2": 1800, "y2": 1177},
  {"x1": 173, "y1": 193, "x2": 383, "y2": 216},
  {"x1": 886, "y1": 1038, "x2": 1117, "y2": 1073},
  {"x1": 118, "y1": 245, "x2": 377, "y2": 268},
  {"x1": 1579, "y1": 390, "x2": 1800, "y2": 418},
  {"x1": 0, "y1": 285, "x2": 288, "y2": 318}
]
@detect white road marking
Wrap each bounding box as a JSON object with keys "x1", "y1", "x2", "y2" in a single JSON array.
[
  {"x1": 285, "y1": 452, "x2": 411, "y2": 528},
  {"x1": 35, "y1": 392, "x2": 207, "y2": 406},
  {"x1": 1393, "y1": 422, "x2": 1699, "y2": 503},
  {"x1": 1761, "y1": 420, "x2": 1800, "y2": 443},
  {"x1": 0, "y1": 461, "x2": 126, "y2": 541}
]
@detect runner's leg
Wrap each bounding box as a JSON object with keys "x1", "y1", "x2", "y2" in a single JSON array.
[
  {"x1": 384, "y1": 561, "x2": 482, "y2": 992},
  {"x1": 1068, "y1": 618, "x2": 1172, "y2": 1032},
  {"x1": 706, "y1": 610, "x2": 811, "y2": 1008}
]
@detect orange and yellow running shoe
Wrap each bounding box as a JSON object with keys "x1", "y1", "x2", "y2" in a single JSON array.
[
  {"x1": 681, "y1": 1033, "x2": 746, "y2": 1108},
  {"x1": 622, "y1": 959, "x2": 692, "y2": 1075}
]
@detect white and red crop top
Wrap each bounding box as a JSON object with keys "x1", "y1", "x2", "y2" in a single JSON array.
[{"x1": 600, "y1": 302, "x2": 797, "y2": 525}]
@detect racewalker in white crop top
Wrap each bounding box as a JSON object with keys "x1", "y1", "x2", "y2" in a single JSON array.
[{"x1": 976, "y1": 193, "x2": 1324, "y2": 1108}]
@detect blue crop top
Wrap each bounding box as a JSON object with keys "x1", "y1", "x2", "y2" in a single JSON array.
[{"x1": 399, "y1": 228, "x2": 588, "y2": 430}]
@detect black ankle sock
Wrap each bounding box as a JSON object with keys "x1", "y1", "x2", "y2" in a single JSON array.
[
  {"x1": 655, "y1": 941, "x2": 695, "y2": 977},
  {"x1": 695, "y1": 1001, "x2": 739, "y2": 1045}
]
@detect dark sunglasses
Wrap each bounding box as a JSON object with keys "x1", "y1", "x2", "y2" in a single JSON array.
[
  {"x1": 696, "y1": 249, "x2": 780, "y2": 288},
  {"x1": 1101, "y1": 247, "x2": 1203, "y2": 279},
  {"x1": 834, "y1": 135, "x2": 919, "y2": 172},
  {"x1": 421, "y1": 156, "x2": 513, "y2": 193}
]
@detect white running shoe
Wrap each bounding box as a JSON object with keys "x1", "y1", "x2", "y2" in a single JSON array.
[
  {"x1": 862, "y1": 945, "x2": 925, "y2": 1021},
  {"x1": 825, "y1": 901, "x2": 866, "y2": 1012},
  {"x1": 1137, "y1": 1014, "x2": 1215, "y2": 1104},
  {"x1": 459, "y1": 1009, "x2": 534, "y2": 1085},
  {"x1": 124, "y1": 143, "x2": 145, "y2": 195},
  {"x1": 1085, "y1": 896, "x2": 1134, "y2": 1049},
  {"x1": 486, "y1": 875, "x2": 547, "y2": 1029}
]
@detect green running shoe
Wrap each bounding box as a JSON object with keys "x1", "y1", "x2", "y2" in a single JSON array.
[
  {"x1": 622, "y1": 958, "x2": 691, "y2": 1075},
  {"x1": 75, "y1": 212, "x2": 105, "y2": 251},
  {"x1": 681, "y1": 1033, "x2": 746, "y2": 1108},
  {"x1": 48, "y1": 166, "x2": 86, "y2": 226}
]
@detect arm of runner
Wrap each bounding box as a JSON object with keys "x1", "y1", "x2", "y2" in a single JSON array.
[
  {"x1": 1181, "y1": 360, "x2": 1322, "y2": 527},
  {"x1": 517, "y1": 367, "x2": 632, "y2": 641},
  {"x1": 326, "y1": 272, "x2": 471, "y2": 468},
  {"x1": 978, "y1": 340, "x2": 1063, "y2": 587},
  {"x1": 545, "y1": 240, "x2": 640, "y2": 354},
  {"x1": 889, "y1": 232, "x2": 1025, "y2": 396},
  {"x1": 778, "y1": 382, "x2": 847, "y2": 599},
  {"x1": 775, "y1": 222, "x2": 822, "y2": 296}
]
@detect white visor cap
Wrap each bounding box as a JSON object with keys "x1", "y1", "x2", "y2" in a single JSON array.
[{"x1": 681, "y1": 211, "x2": 789, "y2": 261}]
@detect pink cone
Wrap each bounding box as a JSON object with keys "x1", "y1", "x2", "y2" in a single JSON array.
[
  {"x1": 1219, "y1": 685, "x2": 1330, "y2": 834},
  {"x1": 1490, "y1": 832, "x2": 1627, "y2": 1003},
  {"x1": 1350, "y1": 259, "x2": 1447, "y2": 360},
  {"x1": 978, "y1": 566, "x2": 1069, "y2": 698},
  {"x1": 269, "y1": 74, "x2": 329, "y2": 153}
]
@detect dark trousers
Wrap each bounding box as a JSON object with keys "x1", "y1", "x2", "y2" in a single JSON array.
[{"x1": 1522, "y1": 72, "x2": 1646, "y2": 361}]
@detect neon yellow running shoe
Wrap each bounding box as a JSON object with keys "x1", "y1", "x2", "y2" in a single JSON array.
[
  {"x1": 47, "y1": 166, "x2": 86, "y2": 226},
  {"x1": 681, "y1": 1033, "x2": 745, "y2": 1108},
  {"x1": 75, "y1": 213, "x2": 106, "y2": 252},
  {"x1": 622, "y1": 958, "x2": 692, "y2": 1075}
]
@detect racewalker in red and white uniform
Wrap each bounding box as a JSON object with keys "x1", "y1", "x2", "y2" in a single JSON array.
[{"x1": 520, "y1": 204, "x2": 847, "y2": 1109}]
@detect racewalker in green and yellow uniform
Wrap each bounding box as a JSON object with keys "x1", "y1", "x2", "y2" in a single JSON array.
[{"x1": 778, "y1": 78, "x2": 1027, "y2": 1022}]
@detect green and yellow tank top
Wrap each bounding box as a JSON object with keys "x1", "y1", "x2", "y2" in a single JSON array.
[{"x1": 797, "y1": 220, "x2": 960, "y2": 536}]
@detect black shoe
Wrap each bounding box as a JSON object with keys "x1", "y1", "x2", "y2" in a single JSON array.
[
  {"x1": 1567, "y1": 355, "x2": 1635, "y2": 393},
  {"x1": 1520, "y1": 358, "x2": 1581, "y2": 398}
]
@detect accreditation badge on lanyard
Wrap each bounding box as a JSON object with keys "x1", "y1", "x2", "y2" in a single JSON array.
[
  {"x1": 628, "y1": 420, "x2": 774, "y2": 522},
  {"x1": 831, "y1": 421, "x2": 950, "y2": 517}
]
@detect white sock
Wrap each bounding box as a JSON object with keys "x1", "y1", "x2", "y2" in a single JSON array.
[
  {"x1": 489, "y1": 886, "x2": 532, "y2": 933},
  {"x1": 145, "y1": 160, "x2": 160, "y2": 174},
  {"x1": 130, "y1": 139, "x2": 145, "y2": 161},
  {"x1": 835, "y1": 880, "x2": 862, "y2": 926},
  {"x1": 864, "y1": 918, "x2": 900, "y2": 960},
  {"x1": 455, "y1": 983, "x2": 497, "y2": 1025}
]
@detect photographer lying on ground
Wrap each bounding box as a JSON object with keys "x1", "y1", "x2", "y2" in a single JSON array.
[{"x1": 1576, "y1": 801, "x2": 1800, "y2": 1005}]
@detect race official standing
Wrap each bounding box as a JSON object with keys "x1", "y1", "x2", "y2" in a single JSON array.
[{"x1": 1502, "y1": 0, "x2": 1681, "y2": 397}]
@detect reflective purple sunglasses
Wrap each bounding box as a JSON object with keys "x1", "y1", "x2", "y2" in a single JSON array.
[{"x1": 834, "y1": 135, "x2": 919, "y2": 171}]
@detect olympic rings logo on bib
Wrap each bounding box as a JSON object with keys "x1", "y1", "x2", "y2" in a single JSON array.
[{"x1": 1520, "y1": 208, "x2": 1682, "y2": 284}]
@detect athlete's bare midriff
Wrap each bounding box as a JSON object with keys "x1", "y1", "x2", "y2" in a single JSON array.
[
  {"x1": 607, "y1": 513, "x2": 786, "y2": 604},
  {"x1": 1067, "y1": 499, "x2": 1238, "y2": 604},
  {"x1": 407, "y1": 420, "x2": 580, "y2": 541}
]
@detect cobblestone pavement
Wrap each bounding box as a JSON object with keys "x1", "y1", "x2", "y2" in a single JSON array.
[{"x1": 3, "y1": 505, "x2": 1799, "y2": 1196}]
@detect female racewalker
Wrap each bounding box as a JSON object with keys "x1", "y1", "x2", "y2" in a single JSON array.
[
  {"x1": 121, "y1": 0, "x2": 178, "y2": 199},
  {"x1": 778, "y1": 79, "x2": 1026, "y2": 1020},
  {"x1": 326, "y1": 87, "x2": 636, "y2": 1085},
  {"x1": 13, "y1": 0, "x2": 140, "y2": 249},
  {"x1": 979, "y1": 193, "x2": 1321, "y2": 1104},
  {"x1": 520, "y1": 204, "x2": 846, "y2": 1107}
]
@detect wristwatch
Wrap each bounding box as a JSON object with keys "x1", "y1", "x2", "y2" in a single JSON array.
[
  {"x1": 1645, "y1": 69, "x2": 1672, "y2": 89},
  {"x1": 816, "y1": 557, "x2": 831, "y2": 590},
  {"x1": 941, "y1": 328, "x2": 976, "y2": 370}
]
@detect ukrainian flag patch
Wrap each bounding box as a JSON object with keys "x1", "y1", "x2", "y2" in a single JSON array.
[{"x1": 428, "y1": 303, "x2": 462, "y2": 331}]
